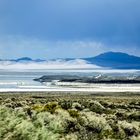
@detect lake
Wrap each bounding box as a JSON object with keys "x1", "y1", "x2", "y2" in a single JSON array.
[{"x1": 0, "y1": 69, "x2": 140, "y2": 92}]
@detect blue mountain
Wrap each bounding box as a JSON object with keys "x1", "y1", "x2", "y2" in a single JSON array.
[
  {"x1": 16, "y1": 57, "x2": 33, "y2": 62},
  {"x1": 12, "y1": 57, "x2": 45, "y2": 62},
  {"x1": 84, "y1": 52, "x2": 140, "y2": 69}
]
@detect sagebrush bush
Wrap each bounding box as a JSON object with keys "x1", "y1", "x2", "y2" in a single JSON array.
[
  {"x1": 68, "y1": 109, "x2": 80, "y2": 118},
  {"x1": 128, "y1": 112, "x2": 140, "y2": 121},
  {"x1": 72, "y1": 102, "x2": 83, "y2": 111},
  {"x1": 87, "y1": 100, "x2": 106, "y2": 114},
  {"x1": 80, "y1": 111, "x2": 111, "y2": 133},
  {"x1": 59, "y1": 100, "x2": 72, "y2": 110},
  {"x1": 43, "y1": 102, "x2": 60, "y2": 113},
  {"x1": 118, "y1": 121, "x2": 140, "y2": 137},
  {"x1": 0, "y1": 95, "x2": 140, "y2": 140}
]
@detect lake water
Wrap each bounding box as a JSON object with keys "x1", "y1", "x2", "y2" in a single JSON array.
[{"x1": 0, "y1": 69, "x2": 140, "y2": 91}]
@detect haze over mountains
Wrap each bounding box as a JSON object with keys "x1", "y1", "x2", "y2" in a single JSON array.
[{"x1": 0, "y1": 52, "x2": 140, "y2": 69}]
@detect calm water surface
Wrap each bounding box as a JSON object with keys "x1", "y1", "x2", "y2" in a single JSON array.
[{"x1": 0, "y1": 69, "x2": 139, "y2": 89}]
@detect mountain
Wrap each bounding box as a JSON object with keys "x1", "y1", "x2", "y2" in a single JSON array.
[
  {"x1": 9, "y1": 57, "x2": 45, "y2": 62},
  {"x1": 84, "y1": 52, "x2": 140, "y2": 69},
  {"x1": 0, "y1": 52, "x2": 140, "y2": 69},
  {"x1": 16, "y1": 57, "x2": 33, "y2": 62}
]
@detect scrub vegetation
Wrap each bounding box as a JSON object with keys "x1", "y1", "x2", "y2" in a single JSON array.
[{"x1": 0, "y1": 92, "x2": 140, "y2": 140}]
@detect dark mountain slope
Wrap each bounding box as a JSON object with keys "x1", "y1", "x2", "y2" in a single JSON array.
[{"x1": 84, "y1": 52, "x2": 140, "y2": 69}]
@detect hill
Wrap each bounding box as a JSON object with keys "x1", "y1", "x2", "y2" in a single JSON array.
[{"x1": 84, "y1": 52, "x2": 140, "y2": 69}]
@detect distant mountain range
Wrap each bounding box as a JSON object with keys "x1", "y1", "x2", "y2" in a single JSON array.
[
  {"x1": 6, "y1": 57, "x2": 44, "y2": 62},
  {"x1": 1, "y1": 52, "x2": 140, "y2": 69}
]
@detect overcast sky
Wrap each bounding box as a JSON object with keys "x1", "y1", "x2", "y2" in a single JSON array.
[{"x1": 0, "y1": 0, "x2": 140, "y2": 59}]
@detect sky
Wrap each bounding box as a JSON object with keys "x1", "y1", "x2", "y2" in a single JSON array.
[{"x1": 0, "y1": 0, "x2": 140, "y2": 59}]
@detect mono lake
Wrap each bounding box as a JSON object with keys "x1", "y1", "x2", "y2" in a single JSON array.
[{"x1": 0, "y1": 69, "x2": 140, "y2": 92}]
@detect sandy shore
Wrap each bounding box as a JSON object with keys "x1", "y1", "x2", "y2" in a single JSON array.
[{"x1": 1, "y1": 86, "x2": 140, "y2": 93}]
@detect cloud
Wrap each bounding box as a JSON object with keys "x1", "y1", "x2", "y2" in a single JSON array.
[
  {"x1": 0, "y1": 59, "x2": 101, "y2": 69},
  {"x1": 0, "y1": 35, "x2": 140, "y2": 59},
  {"x1": 0, "y1": 36, "x2": 107, "y2": 59},
  {"x1": 0, "y1": 0, "x2": 140, "y2": 60},
  {"x1": 0, "y1": 0, "x2": 140, "y2": 45}
]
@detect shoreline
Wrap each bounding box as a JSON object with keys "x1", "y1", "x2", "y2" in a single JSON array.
[{"x1": 1, "y1": 87, "x2": 140, "y2": 93}]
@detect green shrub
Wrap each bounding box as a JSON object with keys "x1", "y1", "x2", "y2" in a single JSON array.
[
  {"x1": 72, "y1": 102, "x2": 83, "y2": 111},
  {"x1": 118, "y1": 121, "x2": 139, "y2": 137},
  {"x1": 88, "y1": 100, "x2": 106, "y2": 114},
  {"x1": 115, "y1": 112, "x2": 128, "y2": 120},
  {"x1": 128, "y1": 112, "x2": 140, "y2": 121},
  {"x1": 60, "y1": 100, "x2": 72, "y2": 110},
  {"x1": 68, "y1": 109, "x2": 80, "y2": 118},
  {"x1": 80, "y1": 112, "x2": 110, "y2": 133},
  {"x1": 43, "y1": 102, "x2": 60, "y2": 114},
  {"x1": 32, "y1": 104, "x2": 44, "y2": 112}
]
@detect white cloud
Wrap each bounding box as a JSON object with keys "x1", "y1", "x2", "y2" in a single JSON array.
[{"x1": 0, "y1": 59, "x2": 101, "y2": 69}]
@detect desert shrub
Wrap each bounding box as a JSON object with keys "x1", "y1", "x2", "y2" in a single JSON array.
[
  {"x1": 19, "y1": 101, "x2": 27, "y2": 106},
  {"x1": 4, "y1": 98, "x2": 12, "y2": 103},
  {"x1": 131, "y1": 135, "x2": 140, "y2": 140},
  {"x1": 32, "y1": 104, "x2": 44, "y2": 112},
  {"x1": 0, "y1": 95, "x2": 140, "y2": 140},
  {"x1": 117, "y1": 104, "x2": 128, "y2": 110},
  {"x1": 129, "y1": 101, "x2": 140, "y2": 106},
  {"x1": 11, "y1": 97, "x2": 16, "y2": 102},
  {"x1": 105, "y1": 114, "x2": 117, "y2": 121},
  {"x1": 0, "y1": 106, "x2": 65, "y2": 140},
  {"x1": 108, "y1": 103, "x2": 118, "y2": 109},
  {"x1": 37, "y1": 111, "x2": 66, "y2": 133},
  {"x1": 72, "y1": 102, "x2": 83, "y2": 111},
  {"x1": 68, "y1": 109, "x2": 80, "y2": 118},
  {"x1": 55, "y1": 108, "x2": 80, "y2": 133},
  {"x1": 108, "y1": 103, "x2": 129, "y2": 110},
  {"x1": 14, "y1": 107, "x2": 28, "y2": 119},
  {"x1": 4, "y1": 103, "x2": 14, "y2": 108},
  {"x1": 78, "y1": 100, "x2": 87, "y2": 108},
  {"x1": 0, "y1": 106, "x2": 32, "y2": 139},
  {"x1": 128, "y1": 112, "x2": 140, "y2": 121},
  {"x1": 35, "y1": 127, "x2": 60, "y2": 140},
  {"x1": 48, "y1": 116, "x2": 67, "y2": 133},
  {"x1": 59, "y1": 100, "x2": 72, "y2": 110},
  {"x1": 118, "y1": 121, "x2": 139, "y2": 137},
  {"x1": 82, "y1": 108, "x2": 90, "y2": 112},
  {"x1": 99, "y1": 100, "x2": 109, "y2": 107},
  {"x1": 80, "y1": 112, "x2": 110, "y2": 133},
  {"x1": 99, "y1": 129, "x2": 115, "y2": 139},
  {"x1": 32, "y1": 102, "x2": 60, "y2": 114},
  {"x1": 32, "y1": 111, "x2": 52, "y2": 128},
  {"x1": 0, "y1": 105, "x2": 13, "y2": 120},
  {"x1": 43, "y1": 102, "x2": 60, "y2": 114},
  {"x1": 115, "y1": 112, "x2": 128, "y2": 120},
  {"x1": 61, "y1": 133, "x2": 78, "y2": 140},
  {"x1": 34, "y1": 108, "x2": 76, "y2": 134},
  {"x1": 9, "y1": 120, "x2": 36, "y2": 140},
  {"x1": 23, "y1": 106, "x2": 32, "y2": 117},
  {"x1": 55, "y1": 108, "x2": 71, "y2": 119},
  {"x1": 107, "y1": 121, "x2": 127, "y2": 139},
  {"x1": 88, "y1": 100, "x2": 106, "y2": 114},
  {"x1": 14, "y1": 102, "x2": 23, "y2": 107}
]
